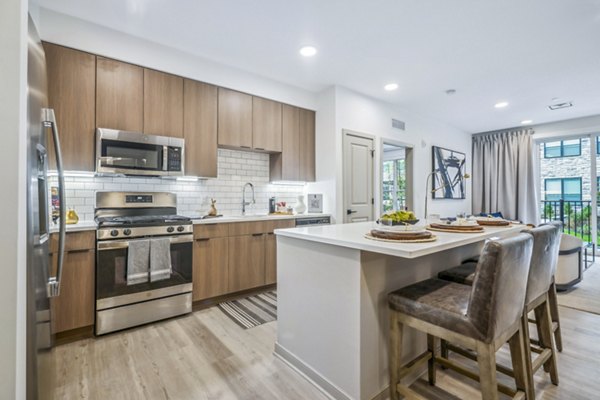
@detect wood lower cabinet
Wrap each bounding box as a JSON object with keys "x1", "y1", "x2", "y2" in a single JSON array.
[
  {"x1": 183, "y1": 79, "x2": 218, "y2": 177},
  {"x1": 49, "y1": 231, "x2": 95, "y2": 333},
  {"x1": 252, "y1": 97, "x2": 282, "y2": 152},
  {"x1": 218, "y1": 88, "x2": 253, "y2": 149},
  {"x1": 96, "y1": 57, "x2": 144, "y2": 132},
  {"x1": 228, "y1": 233, "x2": 266, "y2": 292},
  {"x1": 144, "y1": 69, "x2": 184, "y2": 138},
  {"x1": 44, "y1": 43, "x2": 96, "y2": 171},
  {"x1": 193, "y1": 237, "x2": 229, "y2": 301},
  {"x1": 265, "y1": 220, "x2": 295, "y2": 284}
]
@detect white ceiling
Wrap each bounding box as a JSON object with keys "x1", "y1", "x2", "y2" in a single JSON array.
[{"x1": 39, "y1": 0, "x2": 600, "y2": 133}]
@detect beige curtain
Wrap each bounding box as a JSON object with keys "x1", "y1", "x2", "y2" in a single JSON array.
[{"x1": 472, "y1": 129, "x2": 539, "y2": 224}]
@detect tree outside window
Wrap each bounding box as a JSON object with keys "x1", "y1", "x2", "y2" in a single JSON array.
[{"x1": 382, "y1": 159, "x2": 406, "y2": 212}]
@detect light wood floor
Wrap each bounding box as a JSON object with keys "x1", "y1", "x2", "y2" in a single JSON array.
[{"x1": 42, "y1": 302, "x2": 600, "y2": 399}]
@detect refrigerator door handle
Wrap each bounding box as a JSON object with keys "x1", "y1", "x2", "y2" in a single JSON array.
[{"x1": 42, "y1": 108, "x2": 66, "y2": 298}]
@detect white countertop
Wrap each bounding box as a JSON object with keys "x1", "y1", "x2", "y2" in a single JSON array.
[
  {"x1": 49, "y1": 221, "x2": 97, "y2": 233},
  {"x1": 275, "y1": 221, "x2": 526, "y2": 259},
  {"x1": 190, "y1": 213, "x2": 330, "y2": 225}
]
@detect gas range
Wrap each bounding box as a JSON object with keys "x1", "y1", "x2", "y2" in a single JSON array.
[{"x1": 94, "y1": 191, "x2": 193, "y2": 335}]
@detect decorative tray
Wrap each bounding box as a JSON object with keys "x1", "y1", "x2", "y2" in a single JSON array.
[
  {"x1": 366, "y1": 229, "x2": 436, "y2": 243},
  {"x1": 476, "y1": 219, "x2": 511, "y2": 226},
  {"x1": 427, "y1": 223, "x2": 484, "y2": 233}
]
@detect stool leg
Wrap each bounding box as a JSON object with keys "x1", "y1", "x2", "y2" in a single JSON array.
[
  {"x1": 534, "y1": 299, "x2": 559, "y2": 385},
  {"x1": 476, "y1": 341, "x2": 499, "y2": 400},
  {"x1": 440, "y1": 339, "x2": 449, "y2": 370},
  {"x1": 427, "y1": 334, "x2": 437, "y2": 385},
  {"x1": 548, "y1": 281, "x2": 563, "y2": 352},
  {"x1": 519, "y1": 312, "x2": 535, "y2": 400},
  {"x1": 509, "y1": 322, "x2": 532, "y2": 400},
  {"x1": 389, "y1": 310, "x2": 403, "y2": 400}
]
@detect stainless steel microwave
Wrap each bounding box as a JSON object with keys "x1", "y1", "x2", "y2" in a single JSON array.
[{"x1": 96, "y1": 128, "x2": 184, "y2": 176}]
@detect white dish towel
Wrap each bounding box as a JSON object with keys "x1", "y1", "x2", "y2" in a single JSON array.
[
  {"x1": 150, "y1": 238, "x2": 172, "y2": 282},
  {"x1": 127, "y1": 240, "x2": 150, "y2": 285}
]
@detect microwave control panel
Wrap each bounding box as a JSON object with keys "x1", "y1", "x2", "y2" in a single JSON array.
[{"x1": 167, "y1": 147, "x2": 182, "y2": 171}]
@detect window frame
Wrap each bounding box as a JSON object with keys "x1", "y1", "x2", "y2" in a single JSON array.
[
  {"x1": 544, "y1": 139, "x2": 582, "y2": 158},
  {"x1": 544, "y1": 177, "x2": 583, "y2": 201}
]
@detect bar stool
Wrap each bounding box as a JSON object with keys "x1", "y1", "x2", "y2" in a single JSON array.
[
  {"x1": 438, "y1": 224, "x2": 561, "y2": 399},
  {"x1": 388, "y1": 233, "x2": 533, "y2": 400},
  {"x1": 441, "y1": 222, "x2": 563, "y2": 352}
]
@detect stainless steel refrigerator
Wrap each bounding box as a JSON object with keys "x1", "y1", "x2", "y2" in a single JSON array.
[{"x1": 26, "y1": 14, "x2": 66, "y2": 400}]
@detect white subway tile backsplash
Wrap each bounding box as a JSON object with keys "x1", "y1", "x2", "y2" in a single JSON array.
[{"x1": 50, "y1": 149, "x2": 304, "y2": 220}]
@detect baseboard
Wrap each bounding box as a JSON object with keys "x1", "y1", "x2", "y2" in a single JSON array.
[
  {"x1": 54, "y1": 325, "x2": 94, "y2": 346},
  {"x1": 274, "y1": 342, "x2": 353, "y2": 400}
]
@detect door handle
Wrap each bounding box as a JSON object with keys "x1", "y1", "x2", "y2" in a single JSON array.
[
  {"x1": 347, "y1": 209, "x2": 358, "y2": 215},
  {"x1": 43, "y1": 108, "x2": 65, "y2": 298}
]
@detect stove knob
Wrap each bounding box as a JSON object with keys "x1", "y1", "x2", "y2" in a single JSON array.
[
  {"x1": 123, "y1": 228, "x2": 132, "y2": 236},
  {"x1": 167, "y1": 226, "x2": 175, "y2": 233},
  {"x1": 110, "y1": 229, "x2": 119, "y2": 237},
  {"x1": 177, "y1": 226, "x2": 185, "y2": 232}
]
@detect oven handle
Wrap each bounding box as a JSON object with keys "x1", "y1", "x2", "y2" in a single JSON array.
[{"x1": 97, "y1": 234, "x2": 193, "y2": 251}]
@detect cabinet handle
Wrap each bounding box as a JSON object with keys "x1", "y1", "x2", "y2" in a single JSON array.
[
  {"x1": 252, "y1": 233, "x2": 264, "y2": 237},
  {"x1": 195, "y1": 238, "x2": 210, "y2": 242},
  {"x1": 254, "y1": 147, "x2": 265, "y2": 151},
  {"x1": 67, "y1": 248, "x2": 92, "y2": 254},
  {"x1": 240, "y1": 145, "x2": 251, "y2": 149}
]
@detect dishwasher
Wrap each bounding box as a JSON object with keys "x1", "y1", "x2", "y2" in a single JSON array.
[{"x1": 294, "y1": 215, "x2": 331, "y2": 226}]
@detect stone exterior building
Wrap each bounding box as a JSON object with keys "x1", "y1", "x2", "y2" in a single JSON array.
[{"x1": 539, "y1": 137, "x2": 594, "y2": 202}]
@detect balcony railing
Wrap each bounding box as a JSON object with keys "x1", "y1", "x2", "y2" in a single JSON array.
[{"x1": 540, "y1": 200, "x2": 592, "y2": 243}]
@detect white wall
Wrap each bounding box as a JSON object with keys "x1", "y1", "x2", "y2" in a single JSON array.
[
  {"x1": 323, "y1": 86, "x2": 472, "y2": 223},
  {"x1": 38, "y1": 8, "x2": 317, "y2": 111},
  {"x1": 0, "y1": 0, "x2": 27, "y2": 398}
]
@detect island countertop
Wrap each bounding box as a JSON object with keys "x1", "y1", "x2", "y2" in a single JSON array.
[{"x1": 275, "y1": 221, "x2": 526, "y2": 259}]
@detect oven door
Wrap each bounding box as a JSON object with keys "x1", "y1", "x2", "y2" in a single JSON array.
[{"x1": 96, "y1": 234, "x2": 193, "y2": 310}]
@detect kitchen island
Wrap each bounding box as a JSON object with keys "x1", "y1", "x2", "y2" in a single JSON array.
[{"x1": 274, "y1": 221, "x2": 525, "y2": 400}]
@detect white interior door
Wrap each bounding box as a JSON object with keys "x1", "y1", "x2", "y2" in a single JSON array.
[{"x1": 343, "y1": 132, "x2": 374, "y2": 223}]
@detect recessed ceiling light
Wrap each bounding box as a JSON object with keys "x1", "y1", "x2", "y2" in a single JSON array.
[
  {"x1": 521, "y1": 120, "x2": 533, "y2": 125},
  {"x1": 384, "y1": 83, "x2": 399, "y2": 91},
  {"x1": 299, "y1": 46, "x2": 317, "y2": 57},
  {"x1": 494, "y1": 101, "x2": 509, "y2": 108}
]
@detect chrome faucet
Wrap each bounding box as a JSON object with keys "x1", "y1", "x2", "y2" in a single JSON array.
[{"x1": 242, "y1": 182, "x2": 255, "y2": 215}]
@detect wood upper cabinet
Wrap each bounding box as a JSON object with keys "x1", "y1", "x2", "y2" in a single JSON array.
[
  {"x1": 144, "y1": 69, "x2": 184, "y2": 137},
  {"x1": 44, "y1": 43, "x2": 96, "y2": 171},
  {"x1": 184, "y1": 79, "x2": 218, "y2": 177},
  {"x1": 49, "y1": 231, "x2": 95, "y2": 333},
  {"x1": 193, "y1": 237, "x2": 229, "y2": 301},
  {"x1": 96, "y1": 57, "x2": 143, "y2": 132},
  {"x1": 252, "y1": 97, "x2": 282, "y2": 152},
  {"x1": 270, "y1": 105, "x2": 315, "y2": 182},
  {"x1": 299, "y1": 108, "x2": 316, "y2": 182},
  {"x1": 218, "y1": 88, "x2": 253, "y2": 149}
]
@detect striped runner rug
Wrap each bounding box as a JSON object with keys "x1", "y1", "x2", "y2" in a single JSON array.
[{"x1": 217, "y1": 291, "x2": 277, "y2": 329}]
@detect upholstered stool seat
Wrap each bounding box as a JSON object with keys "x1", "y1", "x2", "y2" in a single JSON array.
[
  {"x1": 388, "y1": 234, "x2": 534, "y2": 400},
  {"x1": 436, "y1": 262, "x2": 477, "y2": 285},
  {"x1": 388, "y1": 279, "x2": 480, "y2": 340}
]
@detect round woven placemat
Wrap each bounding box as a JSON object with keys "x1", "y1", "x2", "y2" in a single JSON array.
[
  {"x1": 426, "y1": 225, "x2": 484, "y2": 234},
  {"x1": 364, "y1": 233, "x2": 438, "y2": 243}
]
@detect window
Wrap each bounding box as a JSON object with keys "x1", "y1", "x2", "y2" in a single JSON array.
[
  {"x1": 382, "y1": 159, "x2": 406, "y2": 212},
  {"x1": 544, "y1": 139, "x2": 581, "y2": 158},
  {"x1": 544, "y1": 178, "x2": 582, "y2": 201},
  {"x1": 597, "y1": 137, "x2": 600, "y2": 154}
]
